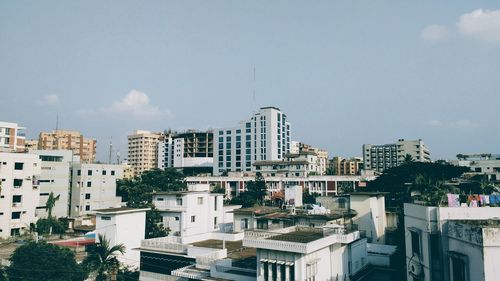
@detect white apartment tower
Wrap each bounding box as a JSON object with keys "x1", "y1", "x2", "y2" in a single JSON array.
[
  {"x1": 213, "y1": 107, "x2": 291, "y2": 176},
  {"x1": 30, "y1": 150, "x2": 74, "y2": 218},
  {"x1": 0, "y1": 121, "x2": 26, "y2": 152},
  {"x1": 363, "y1": 139, "x2": 431, "y2": 173},
  {"x1": 127, "y1": 130, "x2": 162, "y2": 176},
  {"x1": 69, "y1": 163, "x2": 123, "y2": 217},
  {"x1": 0, "y1": 153, "x2": 41, "y2": 238}
]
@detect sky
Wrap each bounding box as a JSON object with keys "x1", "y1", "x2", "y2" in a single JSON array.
[{"x1": 1, "y1": 1, "x2": 499, "y2": 162}]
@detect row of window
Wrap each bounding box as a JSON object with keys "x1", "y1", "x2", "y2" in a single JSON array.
[{"x1": 77, "y1": 169, "x2": 116, "y2": 176}]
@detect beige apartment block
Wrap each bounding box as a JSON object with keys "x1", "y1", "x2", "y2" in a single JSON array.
[
  {"x1": 0, "y1": 121, "x2": 26, "y2": 152},
  {"x1": 38, "y1": 130, "x2": 97, "y2": 163},
  {"x1": 127, "y1": 130, "x2": 162, "y2": 176}
]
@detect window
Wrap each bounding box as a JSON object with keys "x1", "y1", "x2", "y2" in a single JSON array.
[
  {"x1": 214, "y1": 197, "x2": 218, "y2": 211},
  {"x1": 87, "y1": 181, "x2": 92, "y2": 187},
  {"x1": 214, "y1": 217, "x2": 218, "y2": 229},
  {"x1": 13, "y1": 179, "x2": 22, "y2": 188},
  {"x1": 85, "y1": 193, "x2": 91, "y2": 200},
  {"x1": 88, "y1": 170, "x2": 92, "y2": 176},
  {"x1": 102, "y1": 170, "x2": 107, "y2": 175},
  {"x1": 410, "y1": 230, "x2": 421, "y2": 257},
  {"x1": 175, "y1": 217, "x2": 180, "y2": 221},
  {"x1": 241, "y1": 218, "x2": 249, "y2": 229},
  {"x1": 156, "y1": 197, "x2": 164, "y2": 201},
  {"x1": 85, "y1": 205, "x2": 90, "y2": 211},
  {"x1": 450, "y1": 253, "x2": 467, "y2": 281},
  {"x1": 111, "y1": 170, "x2": 115, "y2": 176},
  {"x1": 10, "y1": 228, "x2": 20, "y2": 236},
  {"x1": 176, "y1": 197, "x2": 183, "y2": 206},
  {"x1": 306, "y1": 262, "x2": 317, "y2": 281},
  {"x1": 101, "y1": 216, "x2": 111, "y2": 221},
  {"x1": 77, "y1": 169, "x2": 81, "y2": 176},
  {"x1": 11, "y1": 212, "x2": 21, "y2": 219},
  {"x1": 191, "y1": 216, "x2": 196, "y2": 223},
  {"x1": 197, "y1": 197, "x2": 204, "y2": 205},
  {"x1": 14, "y1": 162, "x2": 24, "y2": 170},
  {"x1": 12, "y1": 195, "x2": 22, "y2": 203}
]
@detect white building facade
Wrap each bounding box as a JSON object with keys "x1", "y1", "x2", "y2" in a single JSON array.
[
  {"x1": 0, "y1": 121, "x2": 26, "y2": 152},
  {"x1": 127, "y1": 130, "x2": 161, "y2": 176},
  {"x1": 30, "y1": 150, "x2": 74, "y2": 218},
  {"x1": 70, "y1": 163, "x2": 123, "y2": 217},
  {"x1": 213, "y1": 107, "x2": 291, "y2": 176},
  {"x1": 363, "y1": 139, "x2": 431, "y2": 173},
  {"x1": 0, "y1": 153, "x2": 41, "y2": 238}
]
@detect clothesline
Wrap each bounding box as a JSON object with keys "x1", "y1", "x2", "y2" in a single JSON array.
[{"x1": 447, "y1": 193, "x2": 500, "y2": 207}]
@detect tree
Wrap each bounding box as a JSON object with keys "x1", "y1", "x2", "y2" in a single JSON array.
[
  {"x1": 36, "y1": 218, "x2": 67, "y2": 235},
  {"x1": 303, "y1": 188, "x2": 318, "y2": 204},
  {"x1": 403, "y1": 154, "x2": 414, "y2": 165},
  {"x1": 0, "y1": 266, "x2": 7, "y2": 281},
  {"x1": 83, "y1": 234, "x2": 126, "y2": 281},
  {"x1": 211, "y1": 184, "x2": 225, "y2": 194},
  {"x1": 8, "y1": 242, "x2": 86, "y2": 281},
  {"x1": 229, "y1": 192, "x2": 258, "y2": 208},
  {"x1": 45, "y1": 192, "x2": 60, "y2": 219},
  {"x1": 146, "y1": 208, "x2": 170, "y2": 239},
  {"x1": 246, "y1": 172, "x2": 267, "y2": 205}
]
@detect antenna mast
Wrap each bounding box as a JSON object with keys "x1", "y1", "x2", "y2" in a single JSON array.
[{"x1": 108, "y1": 137, "x2": 113, "y2": 164}]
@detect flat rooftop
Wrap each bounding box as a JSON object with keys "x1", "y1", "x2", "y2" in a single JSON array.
[
  {"x1": 94, "y1": 207, "x2": 149, "y2": 214},
  {"x1": 266, "y1": 230, "x2": 324, "y2": 243},
  {"x1": 191, "y1": 239, "x2": 256, "y2": 261}
]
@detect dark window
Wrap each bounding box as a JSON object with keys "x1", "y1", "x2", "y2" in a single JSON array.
[
  {"x1": 88, "y1": 170, "x2": 92, "y2": 176},
  {"x1": 77, "y1": 169, "x2": 81, "y2": 176},
  {"x1": 101, "y1": 216, "x2": 111, "y2": 221},
  {"x1": 85, "y1": 205, "x2": 90, "y2": 211},
  {"x1": 411, "y1": 230, "x2": 421, "y2": 257},
  {"x1": 85, "y1": 193, "x2": 91, "y2": 199},
  {"x1": 86, "y1": 181, "x2": 92, "y2": 187},
  {"x1": 14, "y1": 162, "x2": 24, "y2": 170},
  {"x1": 12, "y1": 195, "x2": 22, "y2": 203},
  {"x1": 102, "y1": 170, "x2": 107, "y2": 175},
  {"x1": 111, "y1": 170, "x2": 115, "y2": 176},
  {"x1": 451, "y1": 256, "x2": 466, "y2": 281},
  {"x1": 11, "y1": 212, "x2": 21, "y2": 219},
  {"x1": 13, "y1": 179, "x2": 22, "y2": 187}
]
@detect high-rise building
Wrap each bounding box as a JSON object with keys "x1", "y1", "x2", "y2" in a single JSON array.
[
  {"x1": 213, "y1": 107, "x2": 291, "y2": 175},
  {"x1": 38, "y1": 130, "x2": 97, "y2": 163},
  {"x1": 0, "y1": 153, "x2": 41, "y2": 238},
  {"x1": 127, "y1": 130, "x2": 162, "y2": 176},
  {"x1": 363, "y1": 139, "x2": 430, "y2": 173},
  {"x1": 0, "y1": 121, "x2": 26, "y2": 152},
  {"x1": 157, "y1": 130, "x2": 214, "y2": 175}
]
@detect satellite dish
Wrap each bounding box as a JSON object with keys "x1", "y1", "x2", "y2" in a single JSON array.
[{"x1": 408, "y1": 255, "x2": 423, "y2": 277}]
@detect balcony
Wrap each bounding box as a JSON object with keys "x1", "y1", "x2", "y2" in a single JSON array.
[{"x1": 140, "y1": 236, "x2": 187, "y2": 254}]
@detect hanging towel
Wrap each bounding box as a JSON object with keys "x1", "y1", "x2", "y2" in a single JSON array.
[
  {"x1": 447, "y1": 194, "x2": 459, "y2": 207},
  {"x1": 484, "y1": 195, "x2": 490, "y2": 205},
  {"x1": 470, "y1": 200, "x2": 478, "y2": 207}
]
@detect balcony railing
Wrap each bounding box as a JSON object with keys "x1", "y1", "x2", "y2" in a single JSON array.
[{"x1": 140, "y1": 236, "x2": 186, "y2": 253}]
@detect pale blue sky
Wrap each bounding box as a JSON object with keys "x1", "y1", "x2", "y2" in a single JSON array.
[{"x1": 1, "y1": 1, "x2": 499, "y2": 161}]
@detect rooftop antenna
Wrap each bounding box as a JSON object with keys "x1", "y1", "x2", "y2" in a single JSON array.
[
  {"x1": 55, "y1": 113, "x2": 59, "y2": 131},
  {"x1": 108, "y1": 137, "x2": 113, "y2": 164}
]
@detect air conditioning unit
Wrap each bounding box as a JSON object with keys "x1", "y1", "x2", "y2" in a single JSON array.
[{"x1": 408, "y1": 255, "x2": 423, "y2": 277}]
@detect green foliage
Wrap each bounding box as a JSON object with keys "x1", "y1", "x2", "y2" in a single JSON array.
[
  {"x1": 0, "y1": 266, "x2": 7, "y2": 281},
  {"x1": 116, "y1": 169, "x2": 183, "y2": 238},
  {"x1": 366, "y1": 162, "x2": 469, "y2": 207},
  {"x1": 229, "y1": 173, "x2": 267, "y2": 207},
  {"x1": 146, "y1": 208, "x2": 170, "y2": 239},
  {"x1": 45, "y1": 192, "x2": 60, "y2": 219},
  {"x1": 36, "y1": 218, "x2": 68, "y2": 235},
  {"x1": 303, "y1": 188, "x2": 318, "y2": 204},
  {"x1": 83, "y1": 234, "x2": 126, "y2": 281},
  {"x1": 211, "y1": 184, "x2": 225, "y2": 194},
  {"x1": 117, "y1": 169, "x2": 187, "y2": 207},
  {"x1": 8, "y1": 242, "x2": 86, "y2": 281}
]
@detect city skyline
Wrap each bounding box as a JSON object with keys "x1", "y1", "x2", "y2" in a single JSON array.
[{"x1": 1, "y1": 1, "x2": 499, "y2": 161}]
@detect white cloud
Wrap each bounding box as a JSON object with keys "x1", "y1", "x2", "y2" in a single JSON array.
[
  {"x1": 420, "y1": 25, "x2": 450, "y2": 42},
  {"x1": 39, "y1": 94, "x2": 59, "y2": 105},
  {"x1": 457, "y1": 9, "x2": 500, "y2": 43},
  {"x1": 427, "y1": 119, "x2": 480, "y2": 129},
  {"x1": 77, "y1": 90, "x2": 170, "y2": 119}
]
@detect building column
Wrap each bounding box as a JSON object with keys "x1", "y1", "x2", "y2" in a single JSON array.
[
  {"x1": 276, "y1": 263, "x2": 282, "y2": 281},
  {"x1": 284, "y1": 265, "x2": 290, "y2": 281},
  {"x1": 260, "y1": 262, "x2": 265, "y2": 278}
]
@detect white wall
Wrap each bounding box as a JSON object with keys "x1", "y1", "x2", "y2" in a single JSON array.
[
  {"x1": 350, "y1": 194, "x2": 387, "y2": 244},
  {"x1": 0, "y1": 153, "x2": 41, "y2": 238}
]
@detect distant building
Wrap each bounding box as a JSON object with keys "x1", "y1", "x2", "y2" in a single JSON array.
[
  {"x1": 38, "y1": 129, "x2": 97, "y2": 163},
  {"x1": 0, "y1": 121, "x2": 26, "y2": 152},
  {"x1": 253, "y1": 151, "x2": 321, "y2": 177},
  {"x1": 157, "y1": 130, "x2": 214, "y2": 175},
  {"x1": 290, "y1": 141, "x2": 328, "y2": 175},
  {"x1": 0, "y1": 152, "x2": 41, "y2": 238},
  {"x1": 24, "y1": 139, "x2": 38, "y2": 151},
  {"x1": 213, "y1": 106, "x2": 291, "y2": 176},
  {"x1": 127, "y1": 130, "x2": 162, "y2": 176},
  {"x1": 30, "y1": 150, "x2": 75, "y2": 218},
  {"x1": 329, "y1": 157, "x2": 363, "y2": 176},
  {"x1": 69, "y1": 163, "x2": 123, "y2": 217},
  {"x1": 451, "y1": 153, "x2": 500, "y2": 180},
  {"x1": 363, "y1": 139, "x2": 430, "y2": 173}
]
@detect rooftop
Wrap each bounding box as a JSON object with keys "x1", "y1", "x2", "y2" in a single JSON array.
[
  {"x1": 454, "y1": 219, "x2": 500, "y2": 228},
  {"x1": 94, "y1": 207, "x2": 149, "y2": 214},
  {"x1": 232, "y1": 206, "x2": 282, "y2": 215},
  {"x1": 266, "y1": 230, "x2": 324, "y2": 243}
]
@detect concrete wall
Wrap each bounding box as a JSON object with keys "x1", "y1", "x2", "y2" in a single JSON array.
[{"x1": 350, "y1": 194, "x2": 387, "y2": 243}]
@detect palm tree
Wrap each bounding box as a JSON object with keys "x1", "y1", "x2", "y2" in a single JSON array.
[
  {"x1": 45, "y1": 192, "x2": 60, "y2": 219},
  {"x1": 83, "y1": 234, "x2": 126, "y2": 281},
  {"x1": 403, "y1": 154, "x2": 414, "y2": 165}
]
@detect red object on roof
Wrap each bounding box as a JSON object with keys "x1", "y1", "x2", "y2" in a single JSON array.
[{"x1": 51, "y1": 239, "x2": 95, "y2": 247}]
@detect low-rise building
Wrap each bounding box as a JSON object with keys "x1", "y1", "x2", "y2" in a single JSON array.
[
  {"x1": 404, "y1": 203, "x2": 500, "y2": 281},
  {"x1": 69, "y1": 163, "x2": 123, "y2": 217},
  {"x1": 95, "y1": 207, "x2": 149, "y2": 268},
  {"x1": 0, "y1": 152, "x2": 41, "y2": 238}
]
